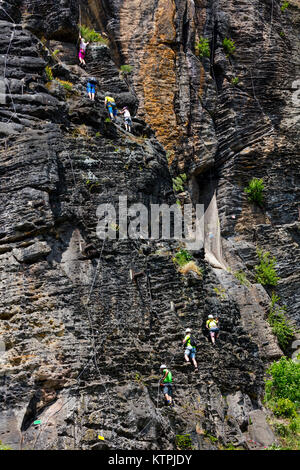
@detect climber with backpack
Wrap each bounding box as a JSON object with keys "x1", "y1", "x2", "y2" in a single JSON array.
[
  {"x1": 78, "y1": 34, "x2": 89, "y2": 67},
  {"x1": 86, "y1": 77, "x2": 97, "y2": 101},
  {"x1": 206, "y1": 314, "x2": 219, "y2": 345},
  {"x1": 159, "y1": 364, "x2": 174, "y2": 406},
  {"x1": 105, "y1": 94, "x2": 118, "y2": 121},
  {"x1": 182, "y1": 328, "x2": 198, "y2": 372}
]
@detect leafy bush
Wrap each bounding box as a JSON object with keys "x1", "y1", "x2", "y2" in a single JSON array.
[
  {"x1": 172, "y1": 173, "x2": 187, "y2": 193},
  {"x1": 273, "y1": 398, "x2": 297, "y2": 418},
  {"x1": 175, "y1": 434, "x2": 193, "y2": 450},
  {"x1": 195, "y1": 37, "x2": 210, "y2": 58},
  {"x1": 254, "y1": 248, "x2": 279, "y2": 286},
  {"x1": 80, "y1": 25, "x2": 108, "y2": 44},
  {"x1": 281, "y1": 2, "x2": 289, "y2": 12},
  {"x1": 223, "y1": 37, "x2": 236, "y2": 56},
  {"x1": 45, "y1": 65, "x2": 53, "y2": 81},
  {"x1": 265, "y1": 356, "x2": 300, "y2": 406},
  {"x1": 56, "y1": 79, "x2": 73, "y2": 91},
  {"x1": 234, "y1": 270, "x2": 251, "y2": 287},
  {"x1": 268, "y1": 293, "x2": 295, "y2": 350},
  {"x1": 231, "y1": 77, "x2": 239, "y2": 86},
  {"x1": 173, "y1": 249, "x2": 192, "y2": 267},
  {"x1": 244, "y1": 177, "x2": 264, "y2": 206},
  {"x1": 120, "y1": 64, "x2": 133, "y2": 75}
]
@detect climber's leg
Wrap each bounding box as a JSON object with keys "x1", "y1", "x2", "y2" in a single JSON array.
[{"x1": 107, "y1": 104, "x2": 114, "y2": 120}]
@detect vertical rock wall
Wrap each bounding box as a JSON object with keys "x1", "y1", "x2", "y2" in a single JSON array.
[{"x1": 0, "y1": 0, "x2": 298, "y2": 451}]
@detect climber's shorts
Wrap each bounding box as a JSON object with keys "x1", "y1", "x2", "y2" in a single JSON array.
[
  {"x1": 185, "y1": 346, "x2": 196, "y2": 359},
  {"x1": 87, "y1": 83, "x2": 95, "y2": 94},
  {"x1": 79, "y1": 49, "x2": 85, "y2": 60},
  {"x1": 107, "y1": 103, "x2": 117, "y2": 117},
  {"x1": 125, "y1": 117, "x2": 132, "y2": 126},
  {"x1": 162, "y1": 383, "x2": 172, "y2": 396},
  {"x1": 209, "y1": 328, "x2": 219, "y2": 333}
]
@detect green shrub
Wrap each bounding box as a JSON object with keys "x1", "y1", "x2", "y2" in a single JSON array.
[
  {"x1": 265, "y1": 356, "x2": 300, "y2": 406},
  {"x1": 172, "y1": 173, "x2": 187, "y2": 193},
  {"x1": 120, "y1": 64, "x2": 133, "y2": 75},
  {"x1": 56, "y1": 79, "x2": 73, "y2": 91},
  {"x1": 281, "y1": 2, "x2": 289, "y2": 12},
  {"x1": 254, "y1": 248, "x2": 279, "y2": 286},
  {"x1": 195, "y1": 37, "x2": 210, "y2": 58},
  {"x1": 0, "y1": 440, "x2": 12, "y2": 450},
  {"x1": 175, "y1": 434, "x2": 193, "y2": 450},
  {"x1": 45, "y1": 65, "x2": 53, "y2": 81},
  {"x1": 234, "y1": 270, "x2": 251, "y2": 287},
  {"x1": 223, "y1": 37, "x2": 236, "y2": 56},
  {"x1": 244, "y1": 177, "x2": 264, "y2": 206},
  {"x1": 268, "y1": 293, "x2": 295, "y2": 350},
  {"x1": 231, "y1": 77, "x2": 239, "y2": 86},
  {"x1": 80, "y1": 25, "x2": 108, "y2": 44},
  {"x1": 289, "y1": 416, "x2": 300, "y2": 433},
  {"x1": 273, "y1": 398, "x2": 297, "y2": 418},
  {"x1": 173, "y1": 249, "x2": 192, "y2": 267}
]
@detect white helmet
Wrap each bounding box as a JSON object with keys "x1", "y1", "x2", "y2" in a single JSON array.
[
  {"x1": 208, "y1": 314, "x2": 214, "y2": 319},
  {"x1": 160, "y1": 364, "x2": 167, "y2": 369},
  {"x1": 185, "y1": 328, "x2": 191, "y2": 333}
]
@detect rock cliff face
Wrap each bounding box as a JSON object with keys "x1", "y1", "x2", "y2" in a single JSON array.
[{"x1": 0, "y1": 0, "x2": 299, "y2": 450}]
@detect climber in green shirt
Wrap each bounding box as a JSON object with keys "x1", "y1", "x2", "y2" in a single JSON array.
[
  {"x1": 159, "y1": 364, "x2": 173, "y2": 406},
  {"x1": 183, "y1": 328, "x2": 198, "y2": 372}
]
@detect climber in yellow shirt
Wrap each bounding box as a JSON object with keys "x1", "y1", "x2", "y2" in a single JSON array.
[
  {"x1": 206, "y1": 315, "x2": 219, "y2": 345},
  {"x1": 105, "y1": 94, "x2": 118, "y2": 121}
]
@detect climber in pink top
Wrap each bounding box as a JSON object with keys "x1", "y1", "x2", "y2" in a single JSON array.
[{"x1": 78, "y1": 35, "x2": 89, "y2": 66}]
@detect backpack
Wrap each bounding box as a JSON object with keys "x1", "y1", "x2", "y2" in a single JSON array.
[
  {"x1": 185, "y1": 335, "x2": 196, "y2": 347},
  {"x1": 88, "y1": 77, "x2": 98, "y2": 85}
]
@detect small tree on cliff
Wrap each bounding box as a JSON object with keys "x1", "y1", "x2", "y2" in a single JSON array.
[{"x1": 195, "y1": 37, "x2": 210, "y2": 58}]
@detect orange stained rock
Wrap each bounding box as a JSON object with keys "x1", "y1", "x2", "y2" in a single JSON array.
[{"x1": 119, "y1": 0, "x2": 182, "y2": 156}]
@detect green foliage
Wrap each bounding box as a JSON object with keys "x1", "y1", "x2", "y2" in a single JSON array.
[
  {"x1": 264, "y1": 357, "x2": 300, "y2": 449},
  {"x1": 270, "y1": 414, "x2": 300, "y2": 450},
  {"x1": 268, "y1": 293, "x2": 295, "y2": 349},
  {"x1": 204, "y1": 431, "x2": 218, "y2": 443},
  {"x1": 195, "y1": 37, "x2": 210, "y2": 58},
  {"x1": 56, "y1": 79, "x2": 73, "y2": 91},
  {"x1": 265, "y1": 356, "x2": 300, "y2": 407},
  {"x1": 254, "y1": 248, "x2": 280, "y2": 286},
  {"x1": 231, "y1": 77, "x2": 239, "y2": 86},
  {"x1": 0, "y1": 440, "x2": 12, "y2": 450},
  {"x1": 281, "y1": 2, "x2": 290, "y2": 12},
  {"x1": 273, "y1": 398, "x2": 297, "y2": 418},
  {"x1": 175, "y1": 434, "x2": 193, "y2": 450},
  {"x1": 120, "y1": 64, "x2": 133, "y2": 75},
  {"x1": 52, "y1": 49, "x2": 60, "y2": 59},
  {"x1": 80, "y1": 25, "x2": 108, "y2": 44},
  {"x1": 223, "y1": 37, "x2": 236, "y2": 56},
  {"x1": 172, "y1": 173, "x2": 187, "y2": 193},
  {"x1": 45, "y1": 65, "x2": 53, "y2": 81},
  {"x1": 244, "y1": 177, "x2": 264, "y2": 206},
  {"x1": 213, "y1": 286, "x2": 227, "y2": 300},
  {"x1": 234, "y1": 270, "x2": 251, "y2": 287},
  {"x1": 173, "y1": 249, "x2": 192, "y2": 267}
]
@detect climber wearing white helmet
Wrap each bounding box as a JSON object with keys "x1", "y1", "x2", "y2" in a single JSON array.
[
  {"x1": 206, "y1": 314, "x2": 219, "y2": 345},
  {"x1": 182, "y1": 328, "x2": 198, "y2": 372},
  {"x1": 159, "y1": 364, "x2": 173, "y2": 406}
]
